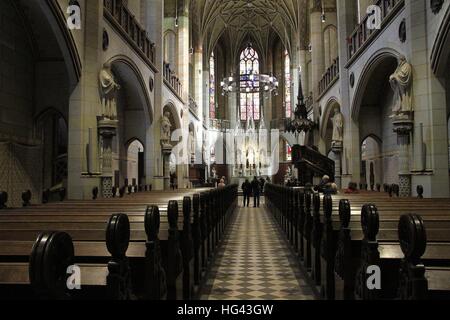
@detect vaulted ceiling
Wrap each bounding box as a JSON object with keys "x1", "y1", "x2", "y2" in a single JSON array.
[{"x1": 190, "y1": 0, "x2": 310, "y2": 63}]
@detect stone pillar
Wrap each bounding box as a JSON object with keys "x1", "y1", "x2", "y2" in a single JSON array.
[
  {"x1": 98, "y1": 118, "x2": 118, "y2": 198},
  {"x1": 194, "y1": 45, "x2": 204, "y2": 124},
  {"x1": 177, "y1": 8, "x2": 189, "y2": 103},
  {"x1": 162, "y1": 144, "x2": 173, "y2": 190},
  {"x1": 393, "y1": 119, "x2": 414, "y2": 197},
  {"x1": 405, "y1": 0, "x2": 449, "y2": 197},
  {"x1": 310, "y1": 4, "x2": 325, "y2": 147},
  {"x1": 298, "y1": 49, "x2": 309, "y2": 95},
  {"x1": 310, "y1": 6, "x2": 324, "y2": 100},
  {"x1": 145, "y1": 0, "x2": 164, "y2": 190},
  {"x1": 332, "y1": 142, "x2": 343, "y2": 189},
  {"x1": 67, "y1": 0, "x2": 103, "y2": 199},
  {"x1": 336, "y1": 0, "x2": 358, "y2": 188}
]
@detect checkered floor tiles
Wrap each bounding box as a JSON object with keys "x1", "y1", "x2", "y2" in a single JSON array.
[{"x1": 200, "y1": 198, "x2": 316, "y2": 300}]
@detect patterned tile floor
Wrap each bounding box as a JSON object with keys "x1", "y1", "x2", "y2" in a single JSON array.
[{"x1": 200, "y1": 198, "x2": 317, "y2": 300}]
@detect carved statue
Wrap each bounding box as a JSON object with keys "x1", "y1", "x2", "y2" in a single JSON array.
[
  {"x1": 99, "y1": 62, "x2": 120, "y2": 119},
  {"x1": 332, "y1": 107, "x2": 344, "y2": 143},
  {"x1": 189, "y1": 130, "x2": 195, "y2": 155},
  {"x1": 160, "y1": 112, "x2": 172, "y2": 146},
  {"x1": 389, "y1": 55, "x2": 413, "y2": 117}
]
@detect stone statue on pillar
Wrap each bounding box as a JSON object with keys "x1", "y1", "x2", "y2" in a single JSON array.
[
  {"x1": 160, "y1": 112, "x2": 172, "y2": 147},
  {"x1": 97, "y1": 62, "x2": 121, "y2": 198},
  {"x1": 331, "y1": 107, "x2": 344, "y2": 147},
  {"x1": 390, "y1": 55, "x2": 414, "y2": 197},
  {"x1": 160, "y1": 112, "x2": 173, "y2": 190},
  {"x1": 99, "y1": 62, "x2": 120, "y2": 120},
  {"x1": 331, "y1": 107, "x2": 344, "y2": 189},
  {"x1": 389, "y1": 55, "x2": 413, "y2": 119},
  {"x1": 189, "y1": 130, "x2": 195, "y2": 156}
]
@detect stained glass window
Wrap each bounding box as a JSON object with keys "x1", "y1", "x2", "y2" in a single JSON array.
[
  {"x1": 209, "y1": 53, "x2": 216, "y2": 119},
  {"x1": 285, "y1": 50, "x2": 292, "y2": 118},
  {"x1": 240, "y1": 45, "x2": 260, "y2": 121}
]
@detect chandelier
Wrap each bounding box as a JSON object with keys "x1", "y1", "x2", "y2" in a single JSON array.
[
  {"x1": 285, "y1": 74, "x2": 315, "y2": 136},
  {"x1": 221, "y1": 71, "x2": 279, "y2": 96}
]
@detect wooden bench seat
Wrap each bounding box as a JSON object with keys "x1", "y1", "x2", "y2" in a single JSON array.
[
  {"x1": 0, "y1": 185, "x2": 238, "y2": 300},
  {"x1": 264, "y1": 183, "x2": 450, "y2": 300}
]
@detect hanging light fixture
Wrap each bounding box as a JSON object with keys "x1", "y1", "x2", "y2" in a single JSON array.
[
  {"x1": 321, "y1": 0, "x2": 326, "y2": 23},
  {"x1": 221, "y1": 72, "x2": 279, "y2": 96},
  {"x1": 285, "y1": 73, "x2": 315, "y2": 136},
  {"x1": 175, "y1": 0, "x2": 179, "y2": 28},
  {"x1": 221, "y1": 45, "x2": 278, "y2": 96}
]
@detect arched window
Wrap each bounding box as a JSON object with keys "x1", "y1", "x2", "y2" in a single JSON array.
[
  {"x1": 284, "y1": 50, "x2": 292, "y2": 118},
  {"x1": 209, "y1": 53, "x2": 216, "y2": 119},
  {"x1": 240, "y1": 45, "x2": 260, "y2": 121}
]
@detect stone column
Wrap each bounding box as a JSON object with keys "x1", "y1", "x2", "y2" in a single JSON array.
[
  {"x1": 194, "y1": 44, "x2": 204, "y2": 124},
  {"x1": 145, "y1": 0, "x2": 164, "y2": 190},
  {"x1": 98, "y1": 118, "x2": 118, "y2": 198},
  {"x1": 393, "y1": 119, "x2": 414, "y2": 197},
  {"x1": 336, "y1": 0, "x2": 358, "y2": 188},
  {"x1": 67, "y1": 0, "x2": 103, "y2": 199},
  {"x1": 332, "y1": 142, "x2": 343, "y2": 189},
  {"x1": 310, "y1": 3, "x2": 325, "y2": 147},
  {"x1": 405, "y1": 0, "x2": 449, "y2": 197},
  {"x1": 162, "y1": 144, "x2": 173, "y2": 190},
  {"x1": 310, "y1": 5, "x2": 324, "y2": 100}
]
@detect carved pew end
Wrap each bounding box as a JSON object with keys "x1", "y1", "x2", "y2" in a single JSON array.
[
  {"x1": 42, "y1": 189, "x2": 50, "y2": 204},
  {"x1": 397, "y1": 214, "x2": 428, "y2": 300},
  {"x1": 59, "y1": 188, "x2": 66, "y2": 201},
  {"x1": 106, "y1": 213, "x2": 133, "y2": 300},
  {"x1": 416, "y1": 185, "x2": 424, "y2": 199},
  {"x1": 29, "y1": 231, "x2": 74, "y2": 299},
  {"x1": 0, "y1": 191, "x2": 9, "y2": 209},
  {"x1": 355, "y1": 204, "x2": 380, "y2": 300},
  {"x1": 144, "y1": 205, "x2": 167, "y2": 300},
  {"x1": 92, "y1": 187, "x2": 99, "y2": 200},
  {"x1": 22, "y1": 190, "x2": 32, "y2": 207},
  {"x1": 119, "y1": 186, "x2": 126, "y2": 198}
]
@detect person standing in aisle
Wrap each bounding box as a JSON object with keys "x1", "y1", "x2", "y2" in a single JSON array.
[
  {"x1": 251, "y1": 176, "x2": 260, "y2": 208},
  {"x1": 242, "y1": 179, "x2": 251, "y2": 207}
]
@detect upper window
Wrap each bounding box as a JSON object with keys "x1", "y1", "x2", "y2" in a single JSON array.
[
  {"x1": 209, "y1": 53, "x2": 216, "y2": 119},
  {"x1": 284, "y1": 50, "x2": 292, "y2": 118},
  {"x1": 240, "y1": 45, "x2": 260, "y2": 121}
]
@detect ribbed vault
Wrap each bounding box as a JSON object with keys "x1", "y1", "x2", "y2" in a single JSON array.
[{"x1": 190, "y1": 0, "x2": 310, "y2": 61}]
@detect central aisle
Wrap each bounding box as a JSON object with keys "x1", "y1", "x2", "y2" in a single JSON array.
[{"x1": 200, "y1": 198, "x2": 316, "y2": 300}]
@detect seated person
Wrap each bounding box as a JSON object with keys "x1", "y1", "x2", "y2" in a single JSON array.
[
  {"x1": 315, "y1": 175, "x2": 330, "y2": 193},
  {"x1": 323, "y1": 182, "x2": 338, "y2": 195},
  {"x1": 344, "y1": 182, "x2": 359, "y2": 194}
]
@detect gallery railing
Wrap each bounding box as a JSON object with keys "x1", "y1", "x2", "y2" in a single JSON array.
[
  {"x1": 347, "y1": 0, "x2": 404, "y2": 64},
  {"x1": 103, "y1": 0, "x2": 156, "y2": 66}
]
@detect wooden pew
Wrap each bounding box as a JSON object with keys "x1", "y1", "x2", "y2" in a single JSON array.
[
  {"x1": 0, "y1": 185, "x2": 238, "y2": 300},
  {"x1": 0, "y1": 213, "x2": 132, "y2": 300},
  {"x1": 264, "y1": 183, "x2": 450, "y2": 300}
]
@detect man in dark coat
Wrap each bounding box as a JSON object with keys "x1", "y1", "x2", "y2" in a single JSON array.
[
  {"x1": 259, "y1": 177, "x2": 266, "y2": 194},
  {"x1": 251, "y1": 176, "x2": 260, "y2": 207},
  {"x1": 241, "y1": 179, "x2": 251, "y2": 207}
]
